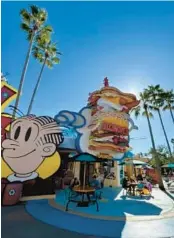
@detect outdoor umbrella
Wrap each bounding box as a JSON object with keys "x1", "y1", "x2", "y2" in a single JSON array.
[
  {"x1": 161, "y1": 163, "x2": 174, "y2": 168},
  {"x1": 119, "y1": 159, "x2": 147, "y2": 166},
  {"x1": 69, "y1": 153, "x2": 106, "y2": 188}
]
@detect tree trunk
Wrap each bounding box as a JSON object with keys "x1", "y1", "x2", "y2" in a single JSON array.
[
  {"x1": 169, "y1": 104, "x2": 174, "y2": 124},
  {"x1": 12, "y1": 34, "x2": 34, "y2": 119},
  {"x1": 27, "y1": 58, "x2": 46, "y2": 115},
  {"x1": 157, "y1": 109, "x2": 173, "y2": 160},
  {"x1": 144, "y1": 104, "x2": 165, "y2": 190}
]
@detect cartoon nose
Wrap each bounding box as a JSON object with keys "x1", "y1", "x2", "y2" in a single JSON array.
[{"x1": 2, "y1": 139, "x2": 19, "y2": 150}]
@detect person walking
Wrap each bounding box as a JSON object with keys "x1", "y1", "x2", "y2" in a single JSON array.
[{"x1": 122, "y1": 175, "x2": 129, "y2": 196}]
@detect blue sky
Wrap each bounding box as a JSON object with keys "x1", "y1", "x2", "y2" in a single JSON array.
[{"x1": 2, "y1": 1, "x2": 174, "y2": 154}]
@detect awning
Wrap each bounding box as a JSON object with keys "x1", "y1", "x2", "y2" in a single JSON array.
[
  {"x1": 68, "y1": 152, "x2": 107, "y2": 163},
  {"x1": 135, "y1": 165, "x2": 153, "y2": 169},
  {"x1": 119, "y1": 159, "x2": 147, "y2": 166}
]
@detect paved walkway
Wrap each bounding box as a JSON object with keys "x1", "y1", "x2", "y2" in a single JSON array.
[
  {"x1": 2, "y1": 205, "x2": 94, "y2": 238},
  {"x1": 24, "y1": 188, "x2": 174, "y2": 237}
]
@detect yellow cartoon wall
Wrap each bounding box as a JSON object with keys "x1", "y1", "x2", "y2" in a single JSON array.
[{"x1": 1, "y1": 152, "x2": 61, "y2": 179}]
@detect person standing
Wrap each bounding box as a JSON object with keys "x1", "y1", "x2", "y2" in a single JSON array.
[
  {"x1": 137, "y1": 173, "x2": 143, "y2": 181},
  {"x1": 122, "y1": 175, "x2": 129, "y2": 196},
  {"x1": 97, "y1": 173, "x2": 105, "y2": 188},
  {"x1": 90, "y1": 175, "x2": 100, "y2": 189},
  {"x1": 69, "y1": 177, "x2": 80, "y2": 189}
]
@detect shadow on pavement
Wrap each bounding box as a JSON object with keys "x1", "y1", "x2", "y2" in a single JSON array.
[{"x1": 2, "y1": 205, "x2": 99, "y2": 238}]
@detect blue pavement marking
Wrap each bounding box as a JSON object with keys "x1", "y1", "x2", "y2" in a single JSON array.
[
  {"x1": 26, "y1": 199, "x2": 127, "y2": 238},
  {"x1": 55, "y1": 187, "x2": 172, "y2": 217},
  {"x1": 25, "y1": 199, "x2": 174, "y2": 238}
]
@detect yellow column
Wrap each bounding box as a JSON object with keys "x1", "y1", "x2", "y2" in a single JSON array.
[
  {"x1": 125, "y1": 165, "x2": 134, "y2": 178},
  {"x1": 73, "y1": 162, "x2": 80, "y2": 179}
]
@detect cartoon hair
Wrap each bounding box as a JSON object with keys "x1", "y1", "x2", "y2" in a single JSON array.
[
  {"x1": 34, "y1": 116, "x2": 56, "y2": 125},
  {"x1": 22, "y1": 115, "x2": 64, "y2": 146}
]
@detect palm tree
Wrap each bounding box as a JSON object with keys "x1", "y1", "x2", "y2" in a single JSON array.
[
  {"x1": 162, "y1": 90, "x2": 174, "y2": 124},
  {"x1": 27, "y1": 41, "x2": 61, "y2": 114},
  {"x1": 12, "y1": 5, "x2": 53, "y2": 118},
  {"x1": 145, "y1": 85, "x2": 173, "y2": 159},
  {"x1": 148, "y1": 145, "x2": 173, "y2": 167},
  {"x1": 131, "y1": 91, "x2": 165, "y2": 190}
]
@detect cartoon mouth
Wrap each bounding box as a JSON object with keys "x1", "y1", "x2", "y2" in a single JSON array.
[{"x1": 6, "y1": 149, "x2": 36, "y2": 158}]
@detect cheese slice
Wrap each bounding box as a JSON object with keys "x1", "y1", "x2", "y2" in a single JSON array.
[
  {"x1": 101, "y1": 96, "x2": 120, "y2": 104},
  {"x1": 102, "y1": 117, "x2": 128, "y2": 128}
]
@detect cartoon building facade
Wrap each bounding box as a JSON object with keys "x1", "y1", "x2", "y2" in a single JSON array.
[
  {"x1": 1, "y1": 78, "x2": 139, "y2": 203},
  {"x1": 1, "y1": 80, "x2": 65, "y2": 203}
]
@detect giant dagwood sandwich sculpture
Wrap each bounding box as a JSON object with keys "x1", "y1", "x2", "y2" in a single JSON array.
[
  {"x1": 55, "y1": 77, "x2": 140, "y2": 160},
  {"x1": 86, "y1": 78, "x2": 140, "y2": 159}
]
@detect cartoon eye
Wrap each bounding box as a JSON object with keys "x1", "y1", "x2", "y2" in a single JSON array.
[
  {"x1": 25, "y1": 127, "x2": 32, "y2": 141},
  {"x1": 14, "y1": 126, "x2": 21, "y2": 140}
]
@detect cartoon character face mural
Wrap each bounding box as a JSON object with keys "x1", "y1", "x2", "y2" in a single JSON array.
[
  {"x1": 55, "y1": 78, "x2": 140, "y2": 160},
  {"x1": 2, "y1": 115, "x2": 64, "y2": 182}
]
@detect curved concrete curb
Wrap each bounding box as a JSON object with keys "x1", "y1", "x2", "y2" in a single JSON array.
[{"x1": 49, "y1": 199, "x2": 174, "y2": 222}]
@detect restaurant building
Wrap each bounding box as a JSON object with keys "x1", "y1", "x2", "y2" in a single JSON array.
[
  {"x1": 56, "y1": 128, "x2": 123, "y2": 188},
  {"x1": 1, "y1": 77, "x2": 139, "y2": 200}
]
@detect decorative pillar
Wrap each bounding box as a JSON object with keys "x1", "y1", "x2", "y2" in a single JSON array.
[
  {"x1": 113, "y1": 161, "x2": 120, "y2": 186},
  {"x1": 73, "y1": 162, "x2": 80, "y2": 179},
  {"x1": 116, "y1": 162, "x2": 121, "y2": 186}
]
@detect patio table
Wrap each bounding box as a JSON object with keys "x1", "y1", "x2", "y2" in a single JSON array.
[
  {"x1": 72, "y1": 186, "x2": 99, "y2": 211},
  {"x1": 73, "y1": 186, "x2": 95, "y2": 202}
]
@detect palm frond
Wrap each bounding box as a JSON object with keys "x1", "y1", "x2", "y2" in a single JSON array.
[
  {"x1": 56, "y1": 50, "x2": 62, "y2": 55},
  {"x1": 149, "y1": 105, "x2": 159, "y2": 111},
  {"x1": 46, "y1": 59, "x2": 53, "y2": 68},
  {"x1": 144, "y1": 84, "x2": 166, "y2": 110},
  {"x1": 38, "y1": 9, "x2": 48, "y2": 23},
  {"x1": 148, "y1": 112, "x2": 154, "y2": 118},
  {"x1": 38, "y1": 57, "x2": 45, "y2": 63},
  {"x1": 36, "y1": 29, "x2": 52, "y2": 45},
  {"x1": 142, "y1": 111, "x2": 147, "y2": 117},
  {"x1": 142, "y1": 111, "x2": 154, "y2": 118},
  {"x1": 164, "y1": 90, "x2": 174, "y2": 103},
  {"x1": 20, "y1": 9, "x2": 31, "y2": 24},
  {"x1": 131, "y1": 106, "x2": 141, "y2": 119},
  {"x1": 32, "y1": 51, "x2": 41, "y2": 59},
  {"x1": 163, "y1": 105, "x2": 170, "y2": 111},
  {"x1": 32, "y1": 51, "x2": 45, "y2": 63},
  {"x1": 32, "y1": 45, "x2": 39, "y2": 52},
  {"x1": 42, "y1": 25, "x2": 53, "y2": 32},
  {"x1": 52, "y1": 57, "x2": 60, "y2": 64},
  {"x1": 49, "y1": 45, "x2": 57, "y2": 52},
  {"x1": 140, "y1": 91, "x2": 149, "y2": 103},
  {"x1": 27, "y1": 31, "x2": 33, "y2": 41},
  {"x1": 30, "y1": 5, "x2": 39, "y2": 17},
  {"x1": 32, "y1": 38, "x2": 61, "y2": 68},
  {"x1": 20, "y1": 23, "x2": 31, "y2": 32}
]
